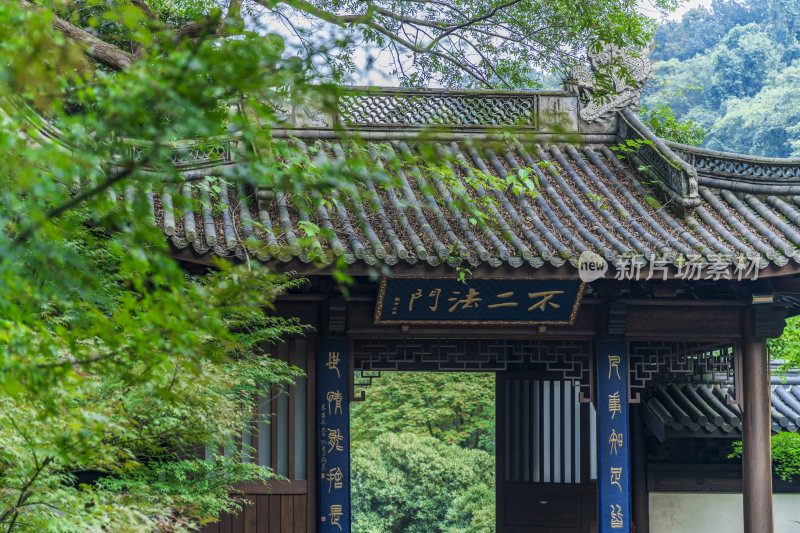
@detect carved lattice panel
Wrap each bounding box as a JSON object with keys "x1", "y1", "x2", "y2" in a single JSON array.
[
  {"x1": 629, "y1": 341, "x2": 737, "y2": 403},
  {"x1": 675, "y1": 149, "x2": 800, "y2": 181},
  {"x1": 352, "y1": 338, "x2": 593, "y2": 402},
  {"x1": 129, "y1": 140, "x2": 234, "y2": 169},
  {"x1": 338, "y1": 92, "x2": 538, "y2": 127},
  {"x1": 170, "y1": 143, "x2": 233, "y2": 167}
]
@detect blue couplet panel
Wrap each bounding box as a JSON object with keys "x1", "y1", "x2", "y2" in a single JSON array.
[
  {"x1": 318, "y1": 337, "x2": 350, "y2": 533},
  {"x1": 596, "y1": 339, "x2": 631, "y2": 533}
]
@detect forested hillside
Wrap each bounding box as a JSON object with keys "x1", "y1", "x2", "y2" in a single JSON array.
[{"x1": 643, "y1": 0, "x2": 800, "y2": 157}]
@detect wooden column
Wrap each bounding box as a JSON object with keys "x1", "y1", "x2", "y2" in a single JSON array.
[{"x1": 742, "y1": 309, "x2": 773, "y2": 533}]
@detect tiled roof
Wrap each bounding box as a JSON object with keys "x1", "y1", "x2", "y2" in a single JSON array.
[
  {"x1": 643, "y1": 373, "x2": 800, "y2": 440},
  {"x1": 643, "y1": 383, "x2": 743, "y2": 439},
  {"x1": 117, "y1": 89, "x2": 800, "y2": 275}
]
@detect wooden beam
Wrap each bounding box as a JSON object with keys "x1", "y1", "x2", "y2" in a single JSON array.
[
  {"x1": 647, "y1": 463, "x2": 800, "y2": 493},
  {"x1": 344, "y1": 298, "x2": 749, "y2": 339},
  {"x1": 640, "y1": 402, "x2": 666, "y2": 443},
  {"x1": 742, "y1": 307, "x2": 773, "y2": 533}
]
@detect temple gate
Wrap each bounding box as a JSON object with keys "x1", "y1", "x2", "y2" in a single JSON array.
[{"x1": 161, "y1": 45, "x2": 800, "y2": 533}]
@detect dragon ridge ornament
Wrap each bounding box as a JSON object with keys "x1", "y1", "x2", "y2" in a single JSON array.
[{"x1": 566, "y1": 42, "x2": 655, "y2": 124}]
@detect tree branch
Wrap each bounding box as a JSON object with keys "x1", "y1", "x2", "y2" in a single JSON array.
[
  {"x1": 448, "y1": 33, "x2": 511, "y2": 87},
  {"x1": 0, "y1": 456, "x2": 54, "y2": 533},
  {"x1": 12, "y1": 162, "x2": 138, "y2": 246},
  {"x1": 269, "y1": 0, "x2": 497, "y2": 86},
  {"x1": 25, "y1": 2, "x2": 135, "y2": 70},
  {"x1": 173, "y1": 18, "x2": 223, "y2": 39},
  {"x1": 27, "y1": 0, "x2": 238, "y2": 69},
  {"x1": 271, "y1": 0, "x2": 521, "y2": 87},
  {"x1": 425, "y1": 0, "x2": 524, "y2": 50},
  {"x1": 172, "y1": 0, "x2": 245, "y2": 43},
  {"x1": 226, "y1": 0, "x2": 244, "y2": 21},
  {"x1": 129, "y1": 0, "x2": 158, "y2": 21}
]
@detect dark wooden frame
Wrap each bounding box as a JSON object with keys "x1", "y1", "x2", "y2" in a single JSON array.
[{"x1": 496, "y1": 370, "x2": 596, "y2": 533}]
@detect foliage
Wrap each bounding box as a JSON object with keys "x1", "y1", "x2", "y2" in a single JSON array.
[
  {"x1": 351, "y1": 432, "x2": 495, "y2": 533},
  {"x1": 730, "y1": 432, "x2": 800, "y2": 482},
  {"x1": 707, "y1": 63, "x2": 800, "y2": 157},
  {"x1": 769, "y1": 315, "x2": 800, "y2": 374},
  {"x1": 0, "y1": 0, "x2": 321, "y2": 529},
  {"x1": 772, "y1": 432, "x2": 800, "y2": 482},
  {"x1": 351, "y1": 372, "x2": 495, "y2": 452},
  {"x1": 652, "y1": 0, "x2": 763, "y2": 62},
  {"x1": 645, "y1": 0, "x2": 800, "y2": 156},
  {"x1": 0, "y1": 0, "x2": 687, "y2": 529},
  {"x1": 0, "y1": 230, "x2": 307, "y2": 532},
  {"x1": 639, "y1": 103, "x2": 706, "y2": 146},
  {"x1": 351, "y1": 372, "x2": 496, "y2": 532},
  {"x1": 444, "y1": 481, "x2": 496, "y2": 533},
  {"x1": 97, "y1": 456, "x2": 272, "y2": 524},
  {"x1": 707, "y1": 23, "x2": 782, "y2": 106}
]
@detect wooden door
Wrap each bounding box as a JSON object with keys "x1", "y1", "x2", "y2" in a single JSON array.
[{"x1": 497, "y1": 372, "x2": 596, "y2": 533}]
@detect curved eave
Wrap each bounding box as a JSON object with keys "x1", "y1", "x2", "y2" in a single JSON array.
[{"x1": 167, "y1": 243, "x2": 800, "y2": 283}]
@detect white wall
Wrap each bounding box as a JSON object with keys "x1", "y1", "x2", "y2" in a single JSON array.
[{"x1": 649, "y1": 493, "x2": 800, "y2": 533}]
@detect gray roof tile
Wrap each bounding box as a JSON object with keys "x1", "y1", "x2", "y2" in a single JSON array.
[{"x1": 644, "y1": 381, "x2": 800, "y2": 438}]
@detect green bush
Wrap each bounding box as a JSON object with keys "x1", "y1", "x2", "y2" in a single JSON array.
[
  {"x1": 769, "y1": 315, "x2": 800, "y2": 372},
  {"x1": 640, "y1": 103, "x2": 707, "y2": 146},
  {"x1": 351, "y1": 432, "x2": 495, "y2": 533},
  {"x1": 730, "y1": 432, "x2": 800, "y2": 481},
  {"x1": 351, "y1": 372, "x2": 495, "y2": 452}
]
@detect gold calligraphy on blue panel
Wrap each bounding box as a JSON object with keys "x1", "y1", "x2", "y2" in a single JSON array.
[
  {"x1": 375, "y1": 278, "x2": 585, "y2": 325},
  {"x1": 597, "y1": 340, "x2": 631, "y2": 533},
  {"x1": 318, "y1": 338, "x2": 350, "y2": 533}
]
